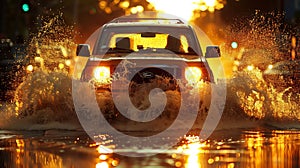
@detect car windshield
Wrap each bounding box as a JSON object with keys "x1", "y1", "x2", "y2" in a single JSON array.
[{"x1": 94, "y1": 26, "x2": 200, "y2": 56}]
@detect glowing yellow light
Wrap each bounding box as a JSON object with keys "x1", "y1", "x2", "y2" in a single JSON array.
[
  {"x1": 291, "y1": 36, "x2": 296, "y2": 48},
  {"x1": 15, "y1": 139, "x2": 25, "y2": 167},
  {"x1": 99, "y1": 1, "x2": 107, "y2": 9},
  {"x1": 65, "y1": 59, "x2": 71, "y2": 66},
  {"x1": 146, "y1": 0, "x2": 197, "y2": 20},
  {"x1": 96, "y1": 145, "x2": 114, "y2": 154},
  {"x1": 206, "y1": 0, "x2": 216, "y2": 7},
  {"x1": 246, "y1": 65, "x2": 254, "y2": 71},
  {"x1": 147, "y1": 4, "x2": 154, "y2": 9},
  {"x1": 146, "y1": 0, "x2": 225, "y2": 20},
  {"x1": 216, "y1": 3, "x2": 224, "y2": 9},
  {"x1": 119, "y1": 1, "x2": 130, "y2": 9},
  {"x1": 16, "y1": 139, "x2": 24, "y2": 148},
  {"x1": 177, "y1": 146, "x2": 184, "y2": 153},
  {"x1": 60, "y1": 46, "x2": 68, "y2": 57},
  {"x1": 130, "y1": 7, "x2": 138, "y2": 14},
  {"x1": 34, "y1": 56, "x2": 42, "y2": 63},
  {"x1": 111, "y1": 159, "x2": 119, "y2": 166},
  {"x1": 185, "y1": 67, "x2": 202, "y2": 83},
  {"x1": 99, "y1": 155, "x2": 108, "y2": 160},
  {"x1": 208, "y1": 158, "x2": 214, "y2": 164},
  {"x1": 113, "y1": 0, "x2": 120, "y2": 4},
  {"x1": 36, "y1": 48, "x2": 41, "y2": 54},
  {"x1": 175, "y1": 161, "x2": 182, "y2": 167},
  {"x1": 26, "y1": 64, "x2": 34, "y2": 72},
  {"x1": 185, "y1": 143, "x2": 202, "y2": 168},
  {"x1": 267, "y1": 64, "x2": 273, "y2": 70},
  {"x1": 58, "y1": 63, "x2": 65, "y2": 69},
  {"x1": 228, "y1": 163, "x2": 235, "y2": 168},
  {"x1": 199, "y1": 5, "x2": 208, "y2": 11},
  {"x1": 94, "y1": 66, "x2": 111, "y2": 83},
  {"x1": 104, "y1": 7, "x2": 112, "y2": 14},
  {"x1": 96, "y1": 162, "x2": 109, "y2": 168},
  {"x1": 136, "y1": 5, "x2": 144, "y2": 12}
]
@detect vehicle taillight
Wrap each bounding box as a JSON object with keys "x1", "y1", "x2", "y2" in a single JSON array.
[
  {"x1": 93, "y1": 66, "x2": 111, "y2": 84},
  {"x1": 185, "y1": 67, "x2": 202, "y2": 84}
]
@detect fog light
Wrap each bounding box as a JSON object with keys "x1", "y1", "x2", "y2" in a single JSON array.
[
  {"x1": 185, "y1": 67, "x2": 202, "y2": 83},
  {"x1": 93, "y1": 66, "x2": 111, "y2": 84}
]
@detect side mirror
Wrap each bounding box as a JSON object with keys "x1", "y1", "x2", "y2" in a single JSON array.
[
  {"x1": 205, "y1": 46, "x2": 221, "y2": 58},
  {"x1": 76, "y1": 44, "x2": 90, "y2": 57}
]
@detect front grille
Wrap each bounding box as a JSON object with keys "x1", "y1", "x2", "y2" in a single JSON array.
[{"x1": 128, "y1": 67, "x2": 182, "y2": 84}]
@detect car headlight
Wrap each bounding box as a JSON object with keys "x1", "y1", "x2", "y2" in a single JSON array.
[
  {"x1": 93, "y1": 66, "x2": 111, "y2": 84},
  {"x1": 185, "y1": 67, "x2": 202, "y2": 84}
]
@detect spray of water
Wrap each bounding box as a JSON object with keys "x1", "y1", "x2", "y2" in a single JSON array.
[
  {"x1": 225, "y1": 12, "x2": 300, "y2": 127},
  {"x1": 0, "y1": 14, "x2": 80, "y2": 129}
]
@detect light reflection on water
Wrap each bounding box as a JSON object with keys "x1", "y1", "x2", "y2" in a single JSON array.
[{"x1": 0, "y1": 129, "x2": 300, "y2": 168}]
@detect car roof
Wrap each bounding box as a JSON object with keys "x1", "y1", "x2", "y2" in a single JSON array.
[
  {"x1": 105, "y1": 22, "x2": 191, "y2": 28},
  {"x1": 104, "y1": 17, "x2": 191, "y2": 29}
]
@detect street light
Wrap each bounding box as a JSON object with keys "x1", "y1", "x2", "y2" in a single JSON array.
[
  {"x1": 21, "y1": 0, "x2": 30, "y2": 12},
  {"x1": 231, "y1": 41, "x2": 238, "y2": 49}
]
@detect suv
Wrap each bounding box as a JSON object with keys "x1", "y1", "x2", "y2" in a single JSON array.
[
  {"x1": 76, "y1": 17, "x2": 220, "y2": 91},
  {"x1": 235, "y1": 48, "x2": 275, "y2": 72}
]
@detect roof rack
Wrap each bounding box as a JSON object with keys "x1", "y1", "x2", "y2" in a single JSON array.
[{"x1": 109, "y1": 18, "x2": 185, "y2": 24}]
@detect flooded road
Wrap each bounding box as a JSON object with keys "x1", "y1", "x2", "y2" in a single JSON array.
[
  {"x1": 1, "y1": 68, "x2": 299, "y2": 167},
  {"x1": 0, "y1": 128, "x2": 300, "y2": 168},
  {"x1": 0, "y1": 11, "x2": 299, "y2": 168}
]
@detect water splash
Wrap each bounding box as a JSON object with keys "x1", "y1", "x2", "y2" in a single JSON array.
[
  {"x1": 229, "y1": 69, "x2": 300, "y2": 122},
  {"x1": 27, "y1": 13, "x2": 77, "y2": 74},
  {"x1": 224, "y1": 12, "x2": 300, "y2": 127},
  {"x1": 0, "y1": 14, "x2": 80, "y2": 129}
]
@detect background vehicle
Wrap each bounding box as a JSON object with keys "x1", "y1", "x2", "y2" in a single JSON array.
[
  {"x1": 234, "y1": 49, "x2": 276, "y2": 72},
  {"x1": 263, "y1": 60, "x2": 300, "y2": 91}
]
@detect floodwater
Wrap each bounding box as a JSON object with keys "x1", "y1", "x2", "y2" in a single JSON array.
[
  {"x1": 1, "y1": 13, "x2": 300, "y2": 168},
  {"x1": 0, "y1": 128, "x2": 300, "y2": 168}
]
